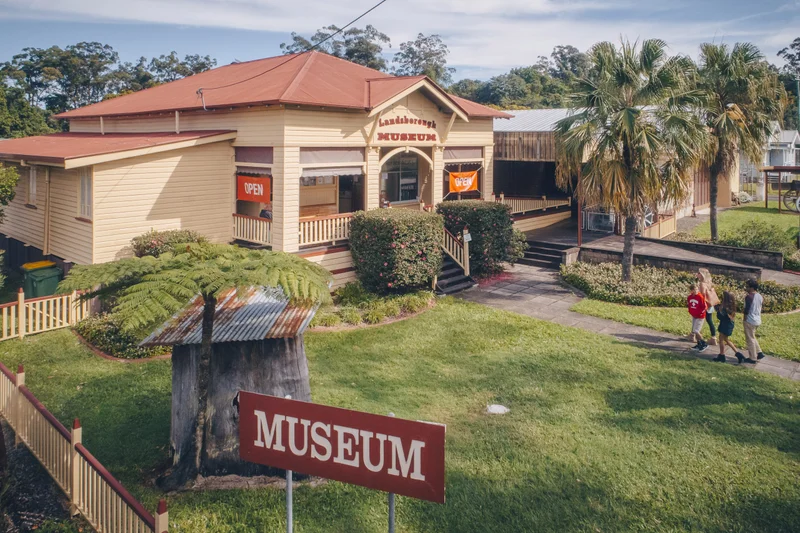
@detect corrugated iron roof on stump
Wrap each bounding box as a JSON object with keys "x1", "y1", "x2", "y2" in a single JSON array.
[{"x1": 141, "y1": 286, "x2": 318, "y2": 347}]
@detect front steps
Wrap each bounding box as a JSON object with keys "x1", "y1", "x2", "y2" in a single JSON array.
[
  {"x1": 519, "y1": 241, "x2": 573, "y2": 270},
  {"x1": 436, "y1": 257, "x2": 476, "y2": 295}
]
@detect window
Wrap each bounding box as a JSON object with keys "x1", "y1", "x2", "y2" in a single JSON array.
[
  {"x1": 381, "y1": 155, "x2": 419, "y2": 204},
  {"x1": 26, "y1": 167, "x2": 37, "y2": 205},
  {"x1": 79, "y1": 168, "x2": 92, "y2": 219}
]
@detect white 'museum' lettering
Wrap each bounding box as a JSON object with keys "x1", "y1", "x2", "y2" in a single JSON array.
[{"x1": 252, "y1": 410, "x2": 426, "y2": 481}]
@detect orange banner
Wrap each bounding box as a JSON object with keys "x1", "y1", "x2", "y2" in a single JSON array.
[
  {"x1": 237, "y1": 175, "x2": 271, "y2": 203},
  {"x1": 448, "y1": 171, "x2": 479, "y2": 193}
]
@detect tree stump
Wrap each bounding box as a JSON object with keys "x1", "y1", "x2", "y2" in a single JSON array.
[{"x1": 168, "y1": 335, "x2": 311, "y2": 481}]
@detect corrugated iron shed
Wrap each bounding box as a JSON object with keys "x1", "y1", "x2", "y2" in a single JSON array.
[
  {"x1": 493, "y1": 108, "x2": 573, "y2": 132},
  {"x1": 141, "y1": 286, "x2": 318, "y2": 347}
]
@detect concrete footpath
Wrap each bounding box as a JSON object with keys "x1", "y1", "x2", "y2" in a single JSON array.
[{"x1": 458, "y1": 264, "x2": 800, "y2": 381}]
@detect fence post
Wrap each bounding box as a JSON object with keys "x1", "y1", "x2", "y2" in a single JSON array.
[
  {"x1": 14, "y1": 365, "x2": 24, "y2": 446},
  {"x1": 499, "y1": 192, "x2": 505, "y2": 202},
  {"x1": 155, "y1": 499, "x2": 169, "y2": 533},
  {"x1": 69, "y1": 291, "x2": 78, "y2": 325},
  {"x1": 462, "y1": 228, "x2": 470, "y2": 277},
  {"x1": 17, "y1": 289, "x2": 25, "y2": 339},
  {"x1": 70, "y1": 418, "x2": 82, "y2": 516}
]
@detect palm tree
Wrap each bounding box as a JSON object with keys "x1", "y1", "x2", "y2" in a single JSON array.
[
  {"x1": 60, "y1": 243, "x2": 332, "y2": 488},
  {"x1": 555, "y1": 39, "x2": 707, "y2": 281},
  {"x1": 696, "y1": 43, "x2": 787, "y2": 241}
]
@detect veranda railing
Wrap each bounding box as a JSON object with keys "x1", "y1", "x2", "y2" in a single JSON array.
[
  {"x1": 233, "y1": 214, "x2": 273, "y2": 246},
  {"x1": 299, "y1": 213, "x2": 352, "y2": 247},
  {"x1": 441, "y1": 228, "x2": 470, "y2": 277},
  {"x1": 492, "y1": 194, "x2": 571, "y2": 215},
  {"x1": 0, "y1": 362, "x2": 169, "y2": 532}
]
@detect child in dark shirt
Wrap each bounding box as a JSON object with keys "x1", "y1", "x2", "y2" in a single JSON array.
[{"x1": 713, "y1": 291, "x2": 747, "y2": 363}]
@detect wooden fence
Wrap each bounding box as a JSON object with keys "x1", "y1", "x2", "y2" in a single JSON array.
[
  {"x1": 233, "y1": 214, "x2": 273, "y2": 246},
  {"x1": 299, "y1": 213, "x2": 352, "y2": 247},
  {"x1": 441, "y1": 228, "x2": 470, "y2": 277},
  {"x1": 1, "y1": 289, "x2": 90, "y2": 341},
  {"x1": 491, "y1": 194, "x2": 571, "y2": 215},
  {"x1": 641, "y1": 215, "x2": 677, "y2": 239},
  {"x1": 0, "y1": 362, "x2": 168, "y2": 532}
]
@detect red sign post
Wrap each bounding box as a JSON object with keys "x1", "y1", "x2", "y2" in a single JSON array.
[{"x1": 238, "y1": 392, "x2": 446, "y2": 503}]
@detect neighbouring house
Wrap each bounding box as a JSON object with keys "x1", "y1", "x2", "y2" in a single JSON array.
[
  {"x1": 493, "y1": 109, "x2": 739, "y2": 243},
  {"x1": 740, "y1": 121, "x2": 800, "y2": 199},
  {"x1": 0, "y1": 51, "x2": 510, "y2": 288}
]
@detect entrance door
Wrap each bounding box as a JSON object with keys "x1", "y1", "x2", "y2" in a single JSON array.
[{"x1": 382, "y1": 154, "x2": 419, "y2": 205}]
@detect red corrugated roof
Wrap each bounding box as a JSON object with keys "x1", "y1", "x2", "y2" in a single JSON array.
[
  {"x1": 0, "y1": 131, "x2": 235, "y2": 164},
  {"x1": 54, "y1": 51, "x2": 509, "y2": 120}
]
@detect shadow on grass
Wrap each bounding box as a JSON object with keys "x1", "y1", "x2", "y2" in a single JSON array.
[{"x1": 604, "y1": 362, "x2": 800, "y2": 455}]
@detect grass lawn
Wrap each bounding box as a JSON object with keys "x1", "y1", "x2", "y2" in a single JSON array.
[
  {"x1": 1, "y1": 299, "x2": 800, "y2": 532},
  {"x1": 571, "y1": 299, "x2": 800, "y2": 363},
  {"x1": 691, "y1": 202, "x2": 800, "y2": 241}
]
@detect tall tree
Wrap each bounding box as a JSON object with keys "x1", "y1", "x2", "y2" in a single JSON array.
[
  {"x1": 696, "y1": 43, "x2": 786, "y2": 241},
  {"x1": 777, "y1": 38, "x2": 800, "y2": 130},
  {"x1": 555, "y1": 39, "x2": 707, "y2": 281},
  {"x1": 0, "y1": 163, "x2": 20, "y2": 224},
  {"x1": 43, "y1": 42, "x2": 120, "y2": 114},
  {"x1": 0, "y1": 82, "x2": 54, "y2": 138},
  {"x1": 550, "y1": 45, "x2": 590, "y2": 81},
  {"x1": 393, "y1": 34, "x2": 455, "y2": 86},
  {"x1": 107, "y1": 57, "x2": 156, "y2": 98},
  {"x1": 149, "y1": 52, "x2": 216, "y2": 83},
  {"x1": 280, "y1": 25, "x2": 390, "y2": 71},
  {"x1": 1, "y1": 46, "x2": 62, "y2": 107},
  {"x1": 59, "y1": 243, "x2": 331, "y2": 488}
]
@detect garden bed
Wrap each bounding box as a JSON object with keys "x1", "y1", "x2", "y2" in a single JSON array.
[
  {"x1": 561, "y1": 262, "x2": 800, "y2": 313},
  {"x1": 310, "y1": 282, "x2": 435, "y2": 328},
  {"x1": 74, "y1": 314, "x2": 170, "y2": 360}
]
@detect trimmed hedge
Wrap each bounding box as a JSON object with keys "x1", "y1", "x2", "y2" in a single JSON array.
[
  {"x1": 131, "y1": 229, "x2": 206, "y2": 258},
  {"x1": 75, "y1": 314, "x2": 170, "y2": 359},
  {"x1": 436, "y1": 200, "x2": 527, "y2": 277},
  {"x1": 349, "y1": 209, "x2": 443, "y2": 293},
  {"x1": 561, "y1": 262, "x2": 800, "y2": 313}
]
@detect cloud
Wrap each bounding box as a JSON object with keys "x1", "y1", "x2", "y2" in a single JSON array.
[{"x1": 0, "y1": 0, "x2": 797, "y2": 77}]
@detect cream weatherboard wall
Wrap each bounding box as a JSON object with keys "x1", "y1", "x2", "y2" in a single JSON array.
[
  {"x1": 299, "y1": 248, "x2": 356, "y2": 289},
  {"x1": 92, "y1": 141, "x2": 235, "y2": 263},
  {"x1": 0, "y1": 164, "x2": 93, "y2": 265},
  {"x1": 69, "y1": 107, "x2": 286, "y2": 147}
]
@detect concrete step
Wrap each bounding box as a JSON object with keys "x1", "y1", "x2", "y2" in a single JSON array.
[
  {"x1": 526, "y1": 240, "x2": 574, "y2": 252},
  {"x1": 524, "y1": 250, "x2": 561, "y2": 261},
  {"x1": 437, "y1": 278, "x2": 477, "y2": 295},
  {"x1": 518, "y1": 257, "x2": 561, "y2": 270}
]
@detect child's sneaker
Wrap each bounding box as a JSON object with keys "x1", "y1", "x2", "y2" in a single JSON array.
[
  {"x1": 713, "y1": 354, "x2": 726, "y2": 363},
  {"x1": 735, "y1": 352, "x2": 745, "y2": 364},
  {"x1": 757, "y1": 352, "x2": 765, "y2": 360},
  {"x1": 697, "y1": 342, "x2": 709, "y2": 353}
]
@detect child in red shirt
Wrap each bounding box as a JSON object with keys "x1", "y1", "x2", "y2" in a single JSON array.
[{"x1": 687, "y1": 284, "x2": 709, "y2": 352}]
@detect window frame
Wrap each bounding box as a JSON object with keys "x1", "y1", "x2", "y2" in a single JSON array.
[
  {"x1": 26, "y1": 166, "x2": 37, "y2": 206},
  {"x1": 78, "y1": 167, "x2": 93, "y2": 221}
]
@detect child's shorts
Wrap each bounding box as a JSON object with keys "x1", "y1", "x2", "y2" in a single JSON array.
[{"x1": 691, "y1": 318, "x2": 705, "y2": 334}]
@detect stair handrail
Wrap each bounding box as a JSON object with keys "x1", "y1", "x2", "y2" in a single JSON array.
[{"x1": 441, "y1": 227, "x2": 470, "y2": 277}]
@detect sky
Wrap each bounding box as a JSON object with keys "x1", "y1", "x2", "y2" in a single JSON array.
[{"x1": 0, "y1": 0, "x2": 798, "y2": 81}]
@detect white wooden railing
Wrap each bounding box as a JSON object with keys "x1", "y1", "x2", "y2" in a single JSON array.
[
  {"x1": 299, "y1": 213, "x2": 352, "y2": 247},
  {"x1": 0, "y1": 363, "x2": 168, "y2": 532},
  {"x1": 492, "y1": 194, "x2": 571, "y2": 215},
  {"x1": 233, "y1": 214, "x2": 273, "y2": 246},
  {"x1": 441, "y1": 228, "x2": 470, "y2": 277},
  {"x1": 0, "y1": 289, "x2": 90, "y2": 341}
]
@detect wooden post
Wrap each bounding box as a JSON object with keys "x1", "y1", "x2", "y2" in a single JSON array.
[
  {"x1": 17, "y1": 289, "x2": 25, "y2": 339},
  {"x1": 155, "y1": 499, "x2": 169, "y2": 533},
  {"x1": 490, "y1": 193, "x2": 495, "y2": 202},
  {"x1": 462, "y1": 228, "x2": 470, "y2": 277},
  {"x1": 14, "y1": 365, "x2": 24, "y2": 446},
  {"x1": 69, "y1": 291, "x2": 78, "y2": 325},
  {"x1": 778, "y1": 176, "x2": 782, "y2": 213},
  {"x1": 576, "y1": 170, "x2": 583, "y2": 247},
  {"x1": 765, "y1": 171, "x2": 769, "y2": 209},
  {"x1": 499, "y1": 192, "x2": 505, "y2": 202},
  {"x1": 70, "y1": 419, "x2": 82, "y2": 516}
]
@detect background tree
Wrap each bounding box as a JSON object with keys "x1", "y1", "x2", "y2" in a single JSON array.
[
  {"x1": 0, "y1": 164, "x2": 19, "y2": 223},
  {"x1": 107, "y1": 57, "x2": 156, "y2": 98},
  {"x1": 777, "y1": 38, "x2": 800, "y2": 130},
  {"x1": 0, "y1": 82, "x2": 53, "y2": 138},
  {"x1": 43, "y1": 42, "x2": 119, "y2": 114},
  {"x1": 280, "y1": 25, "x2": 390, "y2": 71},
  {"x1": 392, "y1": 33, "x2": 455, "y2": 86},
  {"x1": 555, "y1": 39, "x2": 707, "y2": 281},
  {"x1": 696, "y1": 43, "x2": 786, "y2": 241},
  {"x1": 59, "y1": 243, "x2": 331, "y2": 488},
  {"x1": 149, "y1": 52, "x2": 216, "y2": 83}
]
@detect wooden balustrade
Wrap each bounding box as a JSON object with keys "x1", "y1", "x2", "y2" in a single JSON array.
[
  {"x1": 233, "y1": 214, "x2": 273, "y2": 246},
  {"x1": 0, "y1": 290, "x2": 90, "y2": 341},
  {"x1": 641, "y1": 215, "x2": 677, "y2": 239},
  {"x1": 441, "y1": 228, "x2": 470, "y2": 277},
  {"x1": 0, "y1": 362, "x2": 168, "y2": 532},
  {"x1": 492, "y1": 194, "x2": 571, "y2": 215},
  {"x1": 299, "y1": 213, "x2": 352, "y2": 246}
]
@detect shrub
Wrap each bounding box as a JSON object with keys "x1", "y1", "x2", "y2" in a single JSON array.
[
  {"x1": 131, "y1": 229, "x2": 206, "y2": 257},
  {"x1": 310, "y1": 309, "x2": 343, "y2": 328},
  {"x1": 349, "y1": 209, "x2": 443, "y2": 293},
  {"x1": 396, "y1": 292, "x2": 432, "y2": 313},
  {"x1": 332, "y1": 280, "x2": 376, "y2": 307},
  {"x1": 363, "y1": 307, "x2": 387, "y2": 325},
  {"x1": 75, "y1": 314, "x2": 169, "y2": 359},
  {"x1": 717, "y1": 221, "x2": 796, "y2": 255},
  {"x1": 436, "y1": 200, "x2": 527, "y2": 277},
  {"x1": 339, "y1": 307, "x2": 363, "y2": 325},
  {"x1": 561, "y1": 262, "x2": 800, "y2": 313}
]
